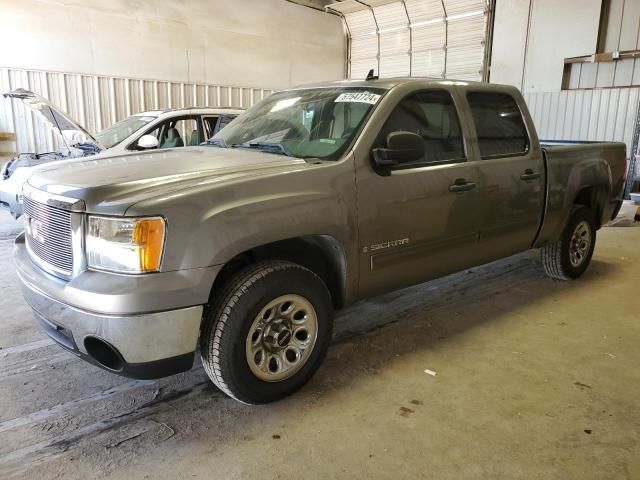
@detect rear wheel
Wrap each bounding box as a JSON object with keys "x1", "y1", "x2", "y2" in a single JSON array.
[
  {"x1": 200, "y1": 260, "x2": 333, "y2": 404},
  {"x1": 541, "y1": 206, "x2": 596, "y2": 280}
]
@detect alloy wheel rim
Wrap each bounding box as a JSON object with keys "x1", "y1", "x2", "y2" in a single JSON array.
[
  {"x1": 569, "y1": 220, "x2": 591, "y2": 267},
  {"x1": 245, "y1": 294, "x2": 318, "y2": 382}
]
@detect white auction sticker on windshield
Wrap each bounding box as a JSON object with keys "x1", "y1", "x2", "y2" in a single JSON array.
[{"x1": 335, "y1": 92, "x2": 381, "y2": 104}]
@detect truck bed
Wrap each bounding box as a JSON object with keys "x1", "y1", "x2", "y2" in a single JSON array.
[
  {"x1": 535, "y1": 139, "x2": 627, "y2": 247},
  {"x1": 540, "y1": 140, "x2": 627, "y2": 194}
]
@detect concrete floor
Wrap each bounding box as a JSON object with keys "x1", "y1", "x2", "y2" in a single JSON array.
[{"x1": 0, "y1": 208, "x2": 639, "y2": 479}]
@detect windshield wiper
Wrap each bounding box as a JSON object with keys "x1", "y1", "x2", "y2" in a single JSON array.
[
  {"x1": 205, "y1": 138, "x2": 228, "y2": 148},
  {"x1": 232, "y1": 141, "x2": 292, "y2": 157}
]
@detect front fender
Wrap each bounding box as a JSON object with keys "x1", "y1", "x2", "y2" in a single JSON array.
[
  {"x1": 192, "y1": 189, "x2": 354, "y2": 267},
  {"x1": 126, "y1": 158, "x2": 359, "y2": 274}
]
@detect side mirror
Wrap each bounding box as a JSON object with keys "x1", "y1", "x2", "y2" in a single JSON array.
[
  {"x1": 372, "y1": 131, "x2": 425, "y2": 168},
  {"x1": 137, "y1": 134, "x2": 159, "y2": 149}
]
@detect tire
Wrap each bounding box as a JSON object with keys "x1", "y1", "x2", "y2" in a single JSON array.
[
  {"x1": 200, "y1": 260, "x2": 333, "y2": 404},
  {"x1": 541, "y1": 205, "x2": 597, "y2": 280}
]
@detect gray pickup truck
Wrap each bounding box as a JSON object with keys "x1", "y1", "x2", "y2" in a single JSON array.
[{"x1": 14, "y1": 78, "x2": 627, "y2": 404}]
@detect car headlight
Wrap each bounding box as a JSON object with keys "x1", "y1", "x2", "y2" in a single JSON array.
[{"x1": 86, "y1": 216, "x2": 166, "y2": 273}]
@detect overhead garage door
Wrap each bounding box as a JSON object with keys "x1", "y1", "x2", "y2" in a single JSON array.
[{"x1": 327, "y1": 0, "x2": 493, "y2": 81}]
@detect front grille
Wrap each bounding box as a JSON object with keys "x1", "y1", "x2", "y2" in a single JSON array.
[{"x1": 23, "y1": 196, "x2": 74, "y2": 275}]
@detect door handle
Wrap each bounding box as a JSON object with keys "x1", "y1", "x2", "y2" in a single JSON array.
[
  {"x1": 448, "y1": 178, "x2": 476, "y2": 192},
  {"x1": 520, "y1": 169, "x2": 541, "y2": 181}
]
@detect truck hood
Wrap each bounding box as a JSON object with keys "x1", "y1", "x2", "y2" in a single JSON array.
[
  {"x1": 27, "y1": 147, "x2": 311, "y2": 214},
  {"x1": 3, "y1": 88, "x2": 104, "y2": 152}
]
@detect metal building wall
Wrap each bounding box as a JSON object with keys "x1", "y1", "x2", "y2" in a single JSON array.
[
  {"x1": 524, "y1": 88, "x2": 640, "y2": 155},
  {"x1": 327, "y1": 0, "x2": 492, "y2": 81},
  {"x1": 566, "y1": 59, "x2": 640, "y2": 90},
  {"x1": 564, "y1": 0, "x2": 640, "y2": 90},
  {"x1": 0, "y1": 67, "x2": 275, "y2": 154}
]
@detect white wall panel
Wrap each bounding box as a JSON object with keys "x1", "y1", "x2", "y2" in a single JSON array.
[
  {"x1": 578, "y1": 64, "x2": 598, "y2": 89},
  {"x1": 0, "y1": 0, "x2": 345, "y2": 90},
  {"x1": 524, "y1": 87, "x2": 640, "y2": 157},
  {"x1": 619, "y1": 0, "x2": 640, "y2": 51},
  {"x1": 491, "y1": 0, "x2": 601, "y2": 91},
  {"x1": 613, "y1": 60, "x2": 635, "y2": 87},
  {"x1": 545, "y1": 0, "x2": 640, "y2": 90},
  {"x1": 523, "y1": 0, "x2": 600, "y2": 92},
  {"x1": 603, "y1": 0, "x2": 640, "y2": 52},
  {"x1": 0, "y1": 67, "x2": 274, "y2": 154}
]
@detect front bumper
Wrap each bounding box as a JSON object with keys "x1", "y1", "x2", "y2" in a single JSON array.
[{"x1": 14, "y1": 233, "x2": 219, "y2": 379}]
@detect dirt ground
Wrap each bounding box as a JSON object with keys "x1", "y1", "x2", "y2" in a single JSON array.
[{"x1": 1, "y1": 208, "x2": 639, "y2": 479}]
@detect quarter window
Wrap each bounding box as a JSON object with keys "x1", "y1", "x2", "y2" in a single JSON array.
[
  {"x1": 467, "y1": 92, "x2": 529, "y2": 158},
  {"x1": 378, "y1": 90, "x2": 465, "y2": 164}
]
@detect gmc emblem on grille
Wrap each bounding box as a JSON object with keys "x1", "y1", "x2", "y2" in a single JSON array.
[{"x1": 26, "y1": 217, "x2": 46, "y2": 244}]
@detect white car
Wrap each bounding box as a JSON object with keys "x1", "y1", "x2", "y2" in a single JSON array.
[{"x1": 0, "y1": 89, "x2": 243, "y2": 217}]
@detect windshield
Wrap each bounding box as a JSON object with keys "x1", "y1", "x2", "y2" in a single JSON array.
[
  {"x1": 96, "y1": 115, "x2": 157, "y2": 149},
  {"x1": 210, "y1": 87, "x2": 385, "y2": 160}
]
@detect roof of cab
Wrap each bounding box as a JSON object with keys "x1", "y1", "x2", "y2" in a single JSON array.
[{"x1": 291, "y1": 77, "x2": 489, "y2": 91}]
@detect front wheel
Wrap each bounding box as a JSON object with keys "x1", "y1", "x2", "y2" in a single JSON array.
[
  {"x1": 200, "y1": 260, "x2": 333, "y2": 404},
  {"x1": 541, "y1": 205, "x2": 597, "y2": 280}
]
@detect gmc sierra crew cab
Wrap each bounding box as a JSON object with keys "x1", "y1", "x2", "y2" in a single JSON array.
[{"x1": 14, "y1": 78, "x2": 627, "y2": 404}]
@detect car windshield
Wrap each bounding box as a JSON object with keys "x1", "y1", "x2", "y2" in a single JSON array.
[
  {"x1": 96, "y1": 115, "x2": 157, "y2": 149},
  {"x1": 210, "y1": 87, "x2": 386, "y2": 160}
]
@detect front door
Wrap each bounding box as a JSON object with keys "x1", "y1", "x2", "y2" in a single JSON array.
[{"x1": 356, "y1": 89, "x2": 482, "y2": 298}]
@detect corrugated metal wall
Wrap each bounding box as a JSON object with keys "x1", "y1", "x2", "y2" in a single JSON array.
[
  {"x1": 327, "y1": 0, "x2": 492, "y2": 81},
  {"x1": 0, "y1": 67, "x2": 275, "y2": 154},
  {"x1": 524, "y1": 88, "x2": 640, "y2": 156}
]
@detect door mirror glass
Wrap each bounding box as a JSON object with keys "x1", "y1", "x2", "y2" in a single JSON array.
[
  {"x1": 137, "y1": 134, "x2": 159, "y2": 149},
  {"x1": 372, "y1": 131, "x2": 425, "y2": 167}
]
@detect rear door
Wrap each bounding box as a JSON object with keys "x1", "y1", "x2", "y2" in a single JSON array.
[
  {"x1": 356, "y1": 88, "x2": 482, "y2": 298},
  {"x1": 462, "y1": 90, "x2": 545, "y2": 260}
]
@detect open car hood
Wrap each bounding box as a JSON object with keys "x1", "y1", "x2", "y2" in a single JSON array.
[{"x1": 3, "y1": 88, "x2": 105, "y2": 152}]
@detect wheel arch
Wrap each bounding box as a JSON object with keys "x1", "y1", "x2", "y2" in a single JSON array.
[
  {"x1": 208, "y1": 234, "x2": 348, "y2": 310},
  {"x1": 573, "y1": 184, "x2": 609, "y2": 229}
]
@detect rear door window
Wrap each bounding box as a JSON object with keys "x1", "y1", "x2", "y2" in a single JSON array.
[{"x1": 467, "y1": 92, "x2": 529, "y2": 158}]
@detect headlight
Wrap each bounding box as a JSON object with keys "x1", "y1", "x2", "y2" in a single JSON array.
[{"x1": 86, "y1": 216, "x2": 166, "y2": 273}]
